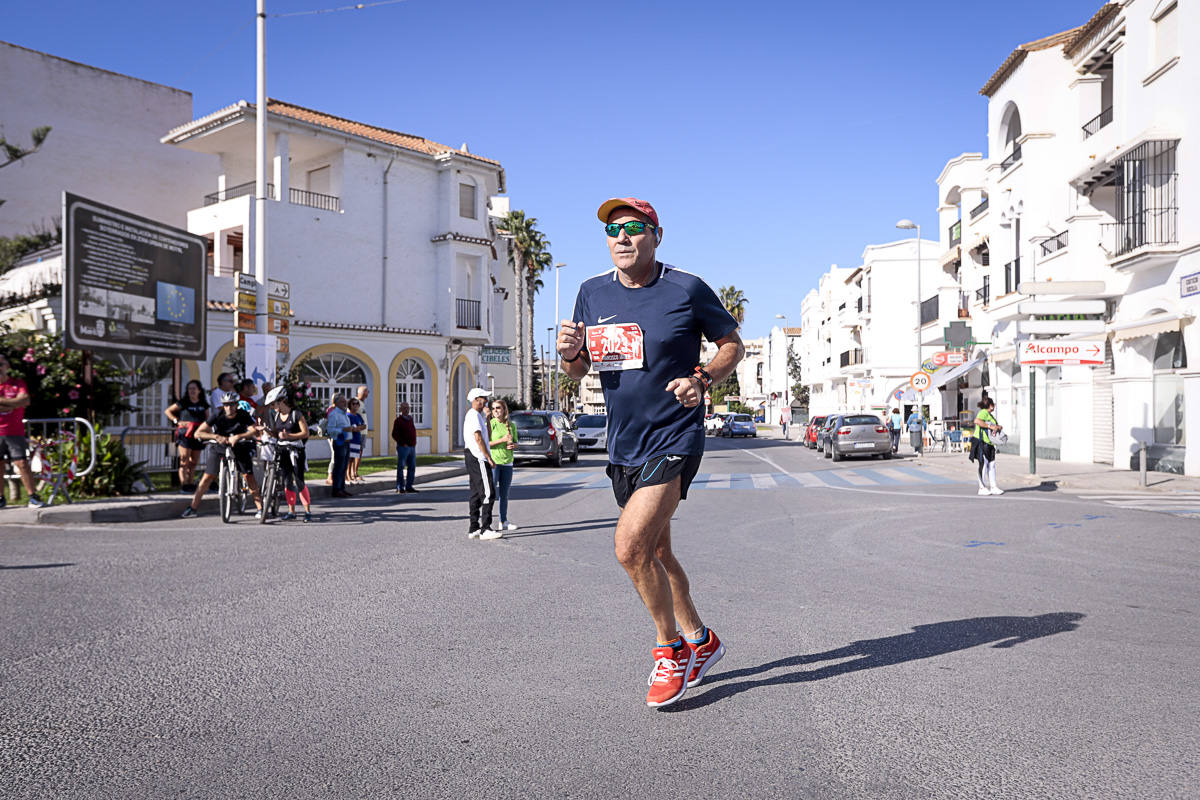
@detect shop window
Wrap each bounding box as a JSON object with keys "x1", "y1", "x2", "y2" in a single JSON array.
[
  {"x1": 1153, "y1": 331, "x2": 1186, "y2": 445},
  {"x1": 395, "y1": 358, "x2": 429, "y2": 427}
]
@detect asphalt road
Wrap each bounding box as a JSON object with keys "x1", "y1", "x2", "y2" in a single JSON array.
[{"x1": 2, "y1": 437, "x2": 1197, "y2": 799}]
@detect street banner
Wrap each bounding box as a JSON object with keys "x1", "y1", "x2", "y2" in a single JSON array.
[
  {"x1": 244, "y1": 333, "x2": 277, "y2": 388},
  {"x1": 63, "y1": 193, "x2": 207, "y2": 358},
  {"x1": 1018, "y1": 340, "x2": 1104, "y2": 366}
]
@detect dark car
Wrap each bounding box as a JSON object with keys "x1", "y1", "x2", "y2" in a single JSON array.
[
  {"x1": 823, "y1": 414, "x2": 892, "y2": 461},
  {"x1": 816, "y1": 415, "x2": 840, "y2": 454},
  {"x1": 805, "y1": 415, "x2": 827, "y2": 449},
  {"x1": 510, "y1": 410, "x2": 579, "y2": 467}
]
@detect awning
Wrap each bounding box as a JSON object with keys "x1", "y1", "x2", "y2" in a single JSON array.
[
  {"x1": 968, "y1": 234, "x2": 989, "y2": 254},
  {"x1": 938, "y1": 246, "x2": 961, "y2": 269},
  {"x1": 933, "y1": 356, "x2": 986, "y2": 387},
  {"x1": 990, "y1": 348, "x2": 1016, "y2": 363},
  {"x1": 1111, "y1": 312, "x2": 1193, "y2": 341}
]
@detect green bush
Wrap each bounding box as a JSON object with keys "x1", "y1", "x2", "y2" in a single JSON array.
[{"x1": 62, "y1": 428, "x2": 148, "y2": 497}]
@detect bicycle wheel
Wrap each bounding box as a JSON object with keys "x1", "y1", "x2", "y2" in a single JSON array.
[
  {"x1": 238, "y1": 472, "x2": 250, "y2": 515},
  {"x1": 259, "y1": 465, "x2": 276, "y2": 524},
  {"x1": 219, "y1": 460, "x2": 233, "y2": 523}
]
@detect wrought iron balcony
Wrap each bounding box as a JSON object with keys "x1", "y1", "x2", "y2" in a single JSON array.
[
  {"x1": 1039, "y1": 232, "x2": 1068, "y2": 257},
  {"x1": 839, "y1": 349, "x2": 863, "y2": 368},
  {"x1": 289, "y1": 188, "x2": 340, "y2": 212},
  {"x1": 1000, "y1": 145, "x2": 1022, "y2": 172},
  {"x1": 920, "y1": 295, "x2": 939, "y2": 326},
  {"x1": 948, "y1": 220, "x2": 961, "y2": 247},
  {"x1": 456, "y1": 298, "x2": 481, "y2": 330},
  {"x1": 204, "y1": 180, "x2": 273, "y2": 206},
  {"x1": 1082, "y1": 106, "x2": 1113, "y2": 139},
  {"x1": 969, "y1": 197, "x2": 989, "y2": 219},
  {"x1": 1004, "y1": 258, "x2": 1022, "y2": 294},
  {"x1": 975, "y1": 278, "x2": 990, "y2": 306}
]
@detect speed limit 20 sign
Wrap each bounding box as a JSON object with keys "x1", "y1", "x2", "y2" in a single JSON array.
[{"x1": 910, "y1": 371, "x2": 932, "y2": 392}]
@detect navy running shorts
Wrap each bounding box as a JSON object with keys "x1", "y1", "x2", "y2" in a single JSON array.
[{"x1": 606, "y1": 453, "x2": 702, "y2": 509}]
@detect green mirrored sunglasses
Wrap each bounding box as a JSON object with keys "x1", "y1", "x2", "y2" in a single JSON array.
[{"x1": 604, "y1": 221, "x2": 657, "y2": 237}]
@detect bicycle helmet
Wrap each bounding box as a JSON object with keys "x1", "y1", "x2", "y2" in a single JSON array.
[
  {"x1": 264, "y1": 386, "x2": 286, "y2": 405},
  {"x1": 220, "y1": 392, "x2": 240, "y2": 405}
]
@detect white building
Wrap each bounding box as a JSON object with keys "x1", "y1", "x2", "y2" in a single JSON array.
[
  {"x1": 0, "y1": 44, "x2": 522, "y2": 457},
  {"x1": 934, "y1": 0, "x2": 1198, "y2": 474}
]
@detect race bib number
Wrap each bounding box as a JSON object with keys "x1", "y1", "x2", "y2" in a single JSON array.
[{"x1": 586, "y1": 323, "x2": 645, "y2": 371}]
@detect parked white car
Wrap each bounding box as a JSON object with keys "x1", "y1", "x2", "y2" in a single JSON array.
[
  {"x1": 704, "y1": 414, "x2": 728, "y2": 436},
  {"x1": 573, "y1": 413, "x2": 608, "y2": 451}
]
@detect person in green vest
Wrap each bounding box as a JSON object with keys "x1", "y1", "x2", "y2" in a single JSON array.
[
  {"x1": 970, "y1": 397, "x2": 1004, "y2": 496},
  {"x1": 488, "y1": 398, "x2": 519, "y2": 531}
]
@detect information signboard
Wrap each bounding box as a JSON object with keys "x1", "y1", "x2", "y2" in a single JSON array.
[
  {"x1": 931, "y1": 351, "x2": 967, "y2": 367},
  {"x1": 1182, "y1": 271, "x2": 1200, "y2": 298},
  {"x1": 64, "y1": 193, "x2": 206, "y2": 358},
  {"x1": 481, "y1": 346, "x2": 513, "y2": 364},
  {"x1": 267, "y1": 278, "x2": 290, "y2": 300},
  {"x1": 1018, "y1": 341, "x2": 1104, "y2": 366},
  {"x1": 236, "y1": 311, "x2": 256, "y2": 331}
]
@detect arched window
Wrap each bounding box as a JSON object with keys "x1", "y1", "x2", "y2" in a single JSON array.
[
  {"x1": 395, "y1": 358, "x2": 429, "y2": 427},
  {"x1": 299, "y1": 353, "x2": 368, "y2": 407},
  {"x1": 1000, "y1": 103, "x2": 1023, "y2": 154}
]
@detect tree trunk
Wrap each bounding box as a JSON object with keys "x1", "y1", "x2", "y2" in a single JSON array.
[
  {"x1": 525, "y1": 276, "x2": 536, "y2": 408},
  {"x1": 513, "y1": 250, "x2": 526, "y2": 405}
]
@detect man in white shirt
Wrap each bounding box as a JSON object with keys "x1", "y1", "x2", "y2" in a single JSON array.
[
  {"x1": 463, "y1": 387, "x2": 500, "y2": 540},
  {"x1": 210, "y1": 372, "x2": 236, "y2": 411}
]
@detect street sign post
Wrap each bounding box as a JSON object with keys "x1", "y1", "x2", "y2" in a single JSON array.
[
  {"x1": 1019, "y1": 341, "x2": 1104, "y2": 366},
  {"x1": 236, "y1": 292, "x2": 257, "y2": 312},
  {"x1": 931, "y1": 351, "x2": 967, "y2": 367},
  {"x1": 910, "y1": 371, "x2": 932, "y2": 393},
  {"x1": 237, "y1": 273, "x2": 256, "y2": 292},
  {"x1": 267, "y1": 279, "x2": 290, "y2": 300},
  {"x1": 481, "y1": 346, "x2": 513, "y2": 365},
  {"x1": 236, "y1": 311, "x2": 256, "y2": 331}
]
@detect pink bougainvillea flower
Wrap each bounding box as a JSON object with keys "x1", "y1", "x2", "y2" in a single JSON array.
[
  {"x1": 61, "y1": 407, "x2": 71, "y2": 415},
  {"x1": 36, "y1": 365, "x2": 46, "y2": 375},
  {"x1": 68, "y1": 389, "x2": 80, "y2": 400},
  {"x1": 23, "y1": 352, "x2": 35, "y2": 363}
]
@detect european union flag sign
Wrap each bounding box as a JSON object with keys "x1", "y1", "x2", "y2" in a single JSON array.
[{"x1": 157, "y1": 282, "x2": 195, "y2": 324}]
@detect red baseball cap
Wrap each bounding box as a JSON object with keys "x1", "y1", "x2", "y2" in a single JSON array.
[{"x1": 596, "y1": 197, "x2": 660, "y2": 227}]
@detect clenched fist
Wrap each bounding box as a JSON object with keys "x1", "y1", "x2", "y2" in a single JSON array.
[
  {"x1": 665, "y1": 376, "x2": 703, "y2": 408},
  {"x1": 558, "y1": 319, "x2": 585, "y2": 361}
]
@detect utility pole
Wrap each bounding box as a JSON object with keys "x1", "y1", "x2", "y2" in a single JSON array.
[{"x1": 254, "y1": 0, "x2": 269, "y2": 336}]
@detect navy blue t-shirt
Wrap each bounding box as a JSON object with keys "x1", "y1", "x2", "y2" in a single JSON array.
[{"x1": 572, "y1": 262, "x2": 738, "y2": 466}]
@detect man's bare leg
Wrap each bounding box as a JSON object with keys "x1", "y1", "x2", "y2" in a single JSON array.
[
  {"x1": 613, "y1": 478, "x2": 684, "y2": 643},
  {"x1": 654, "y1": 520, "x2": 703, "y2": 639}
]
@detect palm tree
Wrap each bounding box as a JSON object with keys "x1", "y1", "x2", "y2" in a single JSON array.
[
  {"x1": 497, "y1": 210, "x2": 552, "y2": 406},
  {"x1": 719, "y1": 285, "x2": 747, "y2": 325}
]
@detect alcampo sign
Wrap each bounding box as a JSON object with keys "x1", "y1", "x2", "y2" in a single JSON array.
[{"x1": 1018, "y1": 341, "x2": 1104, "y2": 366}]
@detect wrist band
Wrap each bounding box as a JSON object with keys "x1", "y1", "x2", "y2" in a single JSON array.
[
  {"x1": 692, "y1": 366, "x2": 714, "y2": 390},
  {"x1": 563, "y1": 349, "x2": 583, "y2": 363}
]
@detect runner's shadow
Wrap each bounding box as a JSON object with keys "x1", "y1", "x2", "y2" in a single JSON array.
[{"x1": 665, "y1": 612, "x2": 1084, "y2": 712}]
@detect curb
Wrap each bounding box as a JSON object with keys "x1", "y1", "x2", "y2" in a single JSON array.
[{"x1": 11, "y1": 463, "x2": 466, "y2": 526}]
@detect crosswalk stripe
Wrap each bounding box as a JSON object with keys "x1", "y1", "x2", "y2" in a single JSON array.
[
  {"x1": 874, "y1": 467, "x2": 926, "y2": 483},
  {"x1": 751, "y1": 473, "x2": 777, "y2": 490},
  {"x1": 835, "y1": 470, "x2": 879, "y2": 487},
  {"x1": 892, "y1": 466, "x2": 957, "y2": 484}
]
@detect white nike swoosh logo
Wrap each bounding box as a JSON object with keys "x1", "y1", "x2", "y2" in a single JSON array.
[
  {"x1": 598, "y1": 314, "x2": 617, "y2": 323},
  {"x1": 666, "y1": 456, "x2": 682, "y2": 462}
]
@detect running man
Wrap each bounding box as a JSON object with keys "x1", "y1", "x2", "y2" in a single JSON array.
[{"x1": 558, "y1": 197, "x2": 745, "y2": 708}]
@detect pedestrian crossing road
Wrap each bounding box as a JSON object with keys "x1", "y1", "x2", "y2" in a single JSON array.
[{"x1": 425, "y1": 464, "x2": 966, "y2": 492}]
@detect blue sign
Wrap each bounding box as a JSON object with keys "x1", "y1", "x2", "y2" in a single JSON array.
[
  {"x1": 156, "y1": 281, "x2": 195, "y2": 324},
  {"x1": 1181, "y1": 271, "x2": 1200, "y2": 298}
]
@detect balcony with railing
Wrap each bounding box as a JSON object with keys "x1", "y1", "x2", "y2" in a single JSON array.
[
  {"x1": 1003, "y1": 258, "x2": 1022, "y2": 294},
  {"x1": 1000, "y1": 144, "x2": 1022, "y2": 173},
  {"x1": 839, "y1": 349, "x2": 864, "y2": 368},
  {"x1": 948, "y1": 220, "x2": 962, "y2": 247},
  {"x1": 1082, "y1": 106, "x2": 1113, "y2": 139},
  {"x1": 969, "y1": 196, "x2": 989, "y2": 219},
  {"x1": 203, "y1": 180, "x2": 341, "y2": 212},
  {"x1": 920, "y1": 295, "x2": 939, "y2": 326},
  {"x1": 975, "y1": 277, "x2": 990, "y2": 306},
  {"x1": 1039, "y1": 231, "x2": 1068, "y2": 257},
  {"x1": 456, "y1": 298, "x2": 481, "y2": 330}
]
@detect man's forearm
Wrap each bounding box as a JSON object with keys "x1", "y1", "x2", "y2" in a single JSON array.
[
  {"x1": 563, "y1": 355, "x2": 590, "y2": 381},
  {"x1": 704, "y1": 338, "x2": 745, "y2": 384}
]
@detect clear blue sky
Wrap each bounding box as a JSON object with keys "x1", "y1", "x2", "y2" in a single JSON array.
[{"x1": 8, "y1": 0, "x2": 1102, "y2": 341}]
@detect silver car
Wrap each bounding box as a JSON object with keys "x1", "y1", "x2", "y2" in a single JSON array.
[
  {"x1": 824, "y1": 414, "x2": 892, "y2": 461},
  {"x1": 573, "y1": 413, "x2": 607, "y2": 451}
]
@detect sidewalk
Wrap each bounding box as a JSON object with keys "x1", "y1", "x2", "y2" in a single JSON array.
[
  {"x1": 1, "y1": 459, "x2": 466, "y2": 526},
  {"x1": 764, "y1": 426, "x2": 1200, "y2": 494}
]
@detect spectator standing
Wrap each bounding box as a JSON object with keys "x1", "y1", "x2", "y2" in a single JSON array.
[
  {"x1": 779, "y1": 407, "x2": 790, "y2": 440},
  {"x1": 488, "y1": 398, "x2": 519, "y2": 531},
  {"x1": 970, "y1": 398, "x2": 1004, "y2": 496},
  {"x1": 0, "y1": 353, "x2": 45, "y2": 508},
  {"x1": 210, "y1": 372, "x2": 236, "y2": 410},
  {"x1": 164, "y1": 379, "x2": 210, "y2": 491},
  {"x1": 346, "y1": 398, "x2": 366, "y2": 483},
  {"x1": 906, "y1": 407, "x2": 927, "y2": 457},
  {"x1": 888, "y1": 407, "x2": 903, "y2": 454},
  {"x1": 463, "y1": 387, "x2": 500, "y2": 540},
  {"x1": 391, "y1": 402, "x2": 418, "y2": 494},
  {"x1": 325, "y1": 393, "x2": 353, "y2": 497},
  {"x1": 264, "y1": 387, "x2": 313, "y2": 522}
]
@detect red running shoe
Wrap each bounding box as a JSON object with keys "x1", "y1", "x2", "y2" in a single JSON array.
[
  {"x1": 686, "y1": 629, "x2": 726, "y2": 688},
  {"x1": 645, "y1": 641, "x2": 695, "y2": 708}
]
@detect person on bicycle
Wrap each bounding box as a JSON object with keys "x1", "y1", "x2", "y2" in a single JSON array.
[
  {"x1": 180, "y1": 392, "x2": 263, "y2": 519},
  {"x1": 264, "y1": 386, "x2": 313, "y2": 522}
]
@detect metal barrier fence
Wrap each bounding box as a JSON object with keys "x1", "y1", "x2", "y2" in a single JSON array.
[
  {"x1": 2, "y1": 417, "x2": 98, "y2": 504},
  {"x1": 119, "y1": 427, "x2": 178, "y2": 475}
]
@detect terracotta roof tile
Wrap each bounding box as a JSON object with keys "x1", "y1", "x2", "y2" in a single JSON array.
[
  {"x1": 979, "y1": 25, "x2": 1083, "y2": 96},
  {"x1": 1064, "y1": 3, "x2": 1122, "y2": 58},
  {"x1": 266, "y1": 99, "x2": 500, "y2": 166}
]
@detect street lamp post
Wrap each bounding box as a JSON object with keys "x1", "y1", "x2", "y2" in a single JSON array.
[
  {"x1": 775, "y1": 313, "x2": 789, "y2": 436},
  {"x1": 895, "y1": 220, "x2": 922, "y2": 371},
  {"x1": 552, "y1": 262, "x2": 566, "y2": 411}
]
